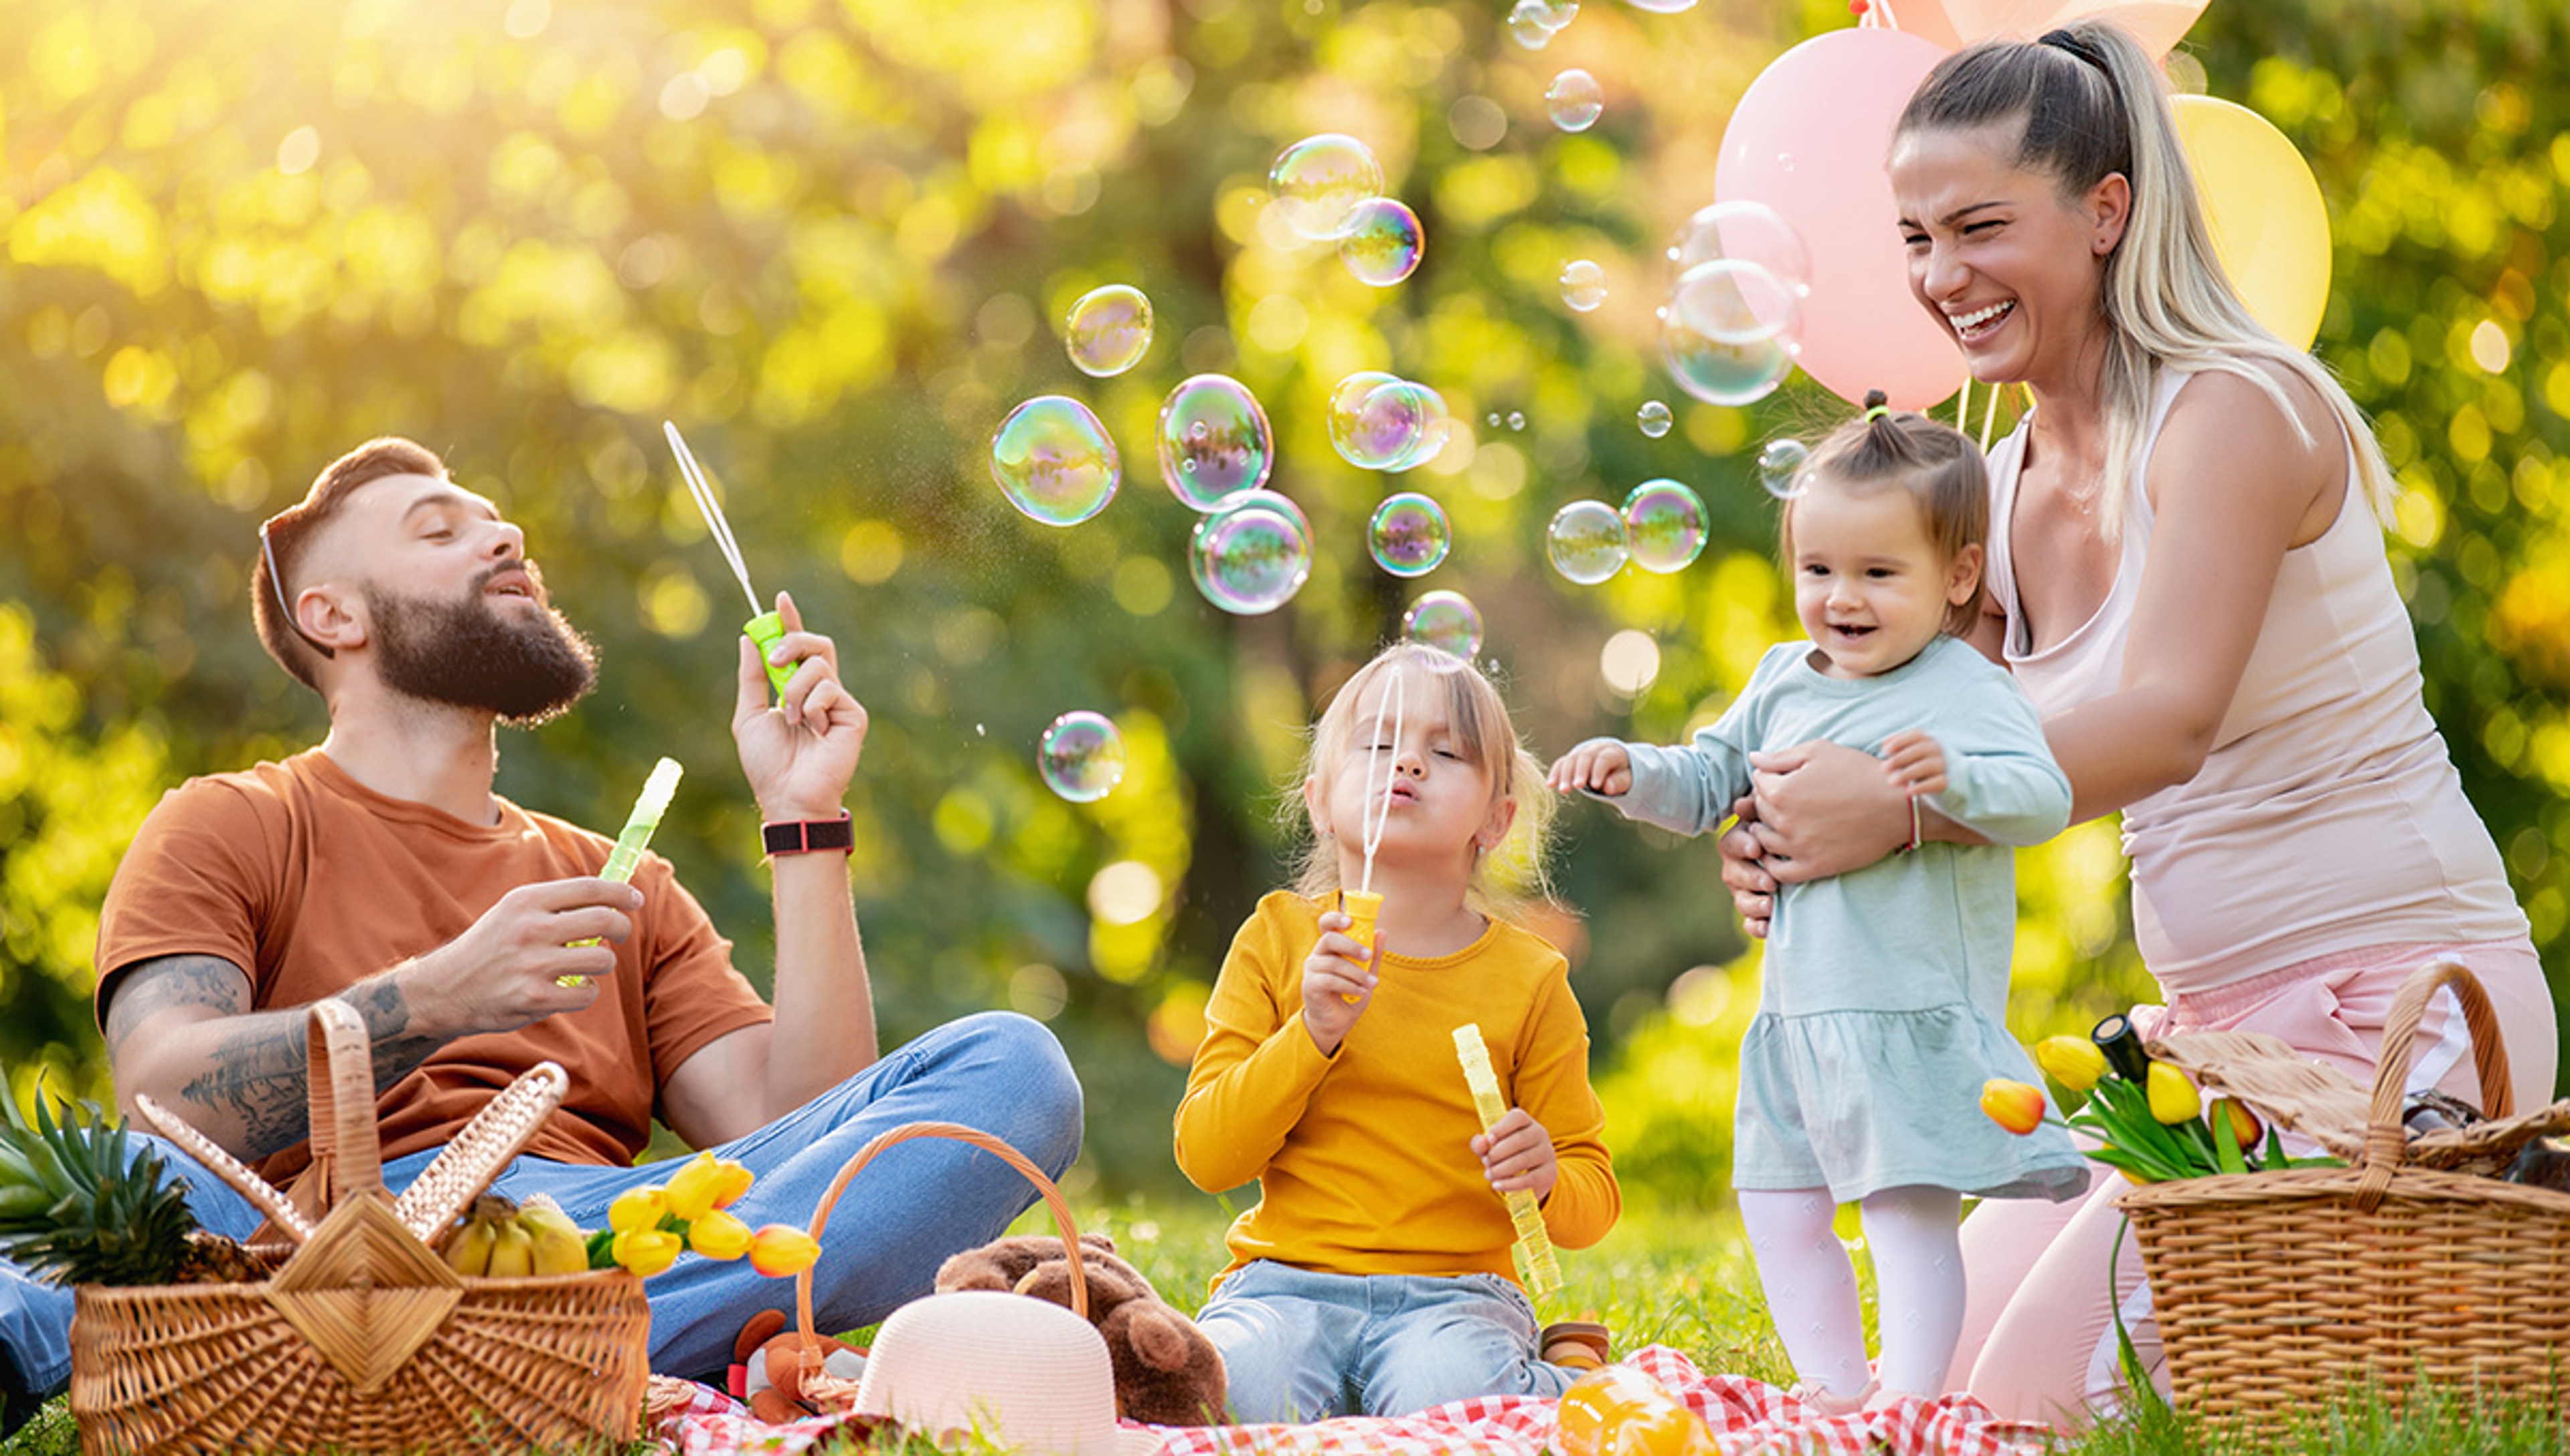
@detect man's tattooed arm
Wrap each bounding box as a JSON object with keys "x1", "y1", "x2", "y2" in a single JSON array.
[{"x1": 103, "y1": 955, "x2": 453, "y2": 1162}]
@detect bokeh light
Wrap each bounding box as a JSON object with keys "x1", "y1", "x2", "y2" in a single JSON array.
[
  {"x1": 1600, "y1": 629, "x2": 1662, "y2": 697},
  {"x1": 989, "y1": 395, "x2": 1120, "y2": 527}
]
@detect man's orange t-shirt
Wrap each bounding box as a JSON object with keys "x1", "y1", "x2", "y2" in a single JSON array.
[{"x1": 94, "y1": 749, "x2": 774, "y2": 1185}]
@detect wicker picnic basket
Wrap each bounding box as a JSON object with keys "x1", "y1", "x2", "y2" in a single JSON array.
[
  {"x1": 643, "y1": 1120, "x2": 1090, "y2": 1423},
  {"x1": 70, "y1": 1000, "x2": 651, "y2": 1455},
  {"x1": 2118, "y1": 960, "x2": 2570, "y2": 1437}
]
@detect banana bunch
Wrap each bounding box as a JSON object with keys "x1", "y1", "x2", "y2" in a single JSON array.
[{"x1": 441, "y1": 1192, "x2": 593, "y2": 1278}]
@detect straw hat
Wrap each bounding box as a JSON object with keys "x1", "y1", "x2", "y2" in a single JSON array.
[{"x1": 851, "y1": 1291, "x2": 1168, "y2": 1455}]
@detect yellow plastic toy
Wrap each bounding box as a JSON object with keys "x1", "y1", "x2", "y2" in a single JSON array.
[{"x1": 1452, "y1": 1021, "x2": 1562, "y2": 1299}]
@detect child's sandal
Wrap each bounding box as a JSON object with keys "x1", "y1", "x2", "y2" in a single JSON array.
[{"x1": 1539, "y1": 1320, "x2": 1614, "y2": 1370}]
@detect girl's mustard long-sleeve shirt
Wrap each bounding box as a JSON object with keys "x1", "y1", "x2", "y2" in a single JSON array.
[{"x1": 1174, "y1": 891, "x2": 1619, "y2": 1291}]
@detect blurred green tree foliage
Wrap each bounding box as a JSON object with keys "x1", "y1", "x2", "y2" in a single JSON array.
[{"x1": 0, "y1": 0, "x2": 2560, "y2": 1200}]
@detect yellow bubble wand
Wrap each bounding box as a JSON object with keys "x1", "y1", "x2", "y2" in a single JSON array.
[
  {"x1": 1336, "y1": 668, "x2": 1405, "y2": 997},
  {"x1": 1453, "y1": 1021, "x2": 1563, "y2": 1299},
  {"x1": 561, "y1": 757, "x2": 684, "y2": 983},
  {"x1": 665, "y1": 420, "x2": 796, "y2": 699}
]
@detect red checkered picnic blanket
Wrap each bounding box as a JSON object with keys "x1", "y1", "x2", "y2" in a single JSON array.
[{"x1": 649, "y1": 1346, "x2": 2053, "y2": 1455}]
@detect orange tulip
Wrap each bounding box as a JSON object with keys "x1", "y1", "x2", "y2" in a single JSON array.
[
  {"x1": 2215, "y1": 1097, "x2": 2261, "y2": 1150},
  {"x1": 748, "y1": 1224, "x2": 823, "y2": 1279},
  {"x1": 1980, "y1": 1079, "x2": 2048, "y2": 1136}
]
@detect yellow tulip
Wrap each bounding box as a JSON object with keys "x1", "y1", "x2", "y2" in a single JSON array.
[
  {"x1": 2034, "y1": 1036, "x2": 2108, "y2": 1093},
  {"x1": 748, "y1": 1224, "x2": 823, "y2": 1279},
  {"x1": 686, "y1": 1208, "x2": 753, "y2": 1261},
  {"x1": 664, "y1": 1152, "x2": 726, "y2": 1222},
  {"x1": 612, "y1": 1227, "x2": 682, "y2": 1278},
  {"x1": 2147, "y1": 1063, "x2": 2203, "y2": 1125},
  {"x1": 709, "y1": 1159, "x2": 756, "y2": 1209},
  {"x1": 608, "y1": 1186, "x2": 668, "y2": 1235},
  {"x1": 1980, "y1": 1079, "x2": 2048, "y2": 1136}
]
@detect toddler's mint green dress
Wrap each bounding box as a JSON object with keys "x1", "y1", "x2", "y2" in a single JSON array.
[{"x1": 1592, "y1": 636, "x2": 2087, "y2": 1203}]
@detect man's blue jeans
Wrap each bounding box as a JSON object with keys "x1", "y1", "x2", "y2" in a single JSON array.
[{"x1": 0, "y1": 1010, "x2": 1081, "y2": 1396}]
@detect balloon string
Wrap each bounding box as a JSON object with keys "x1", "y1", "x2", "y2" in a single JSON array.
[
  {"x1": 665, "y1": 420, "x2": 764, "y2": 618},
  {"x1": 1357, "y1": 670, "x2": 1407, "y2": 898},
  {"x1": 1956, "y1": 375, "x2": 1971, "y2": 436},
  {"x1": 1981, "y1": 379, "x2": 2005, "y2": 451}
]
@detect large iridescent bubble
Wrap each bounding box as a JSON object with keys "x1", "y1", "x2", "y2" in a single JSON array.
[
  {"x1": 1339, "y1": 197, "x2": 1424, "y2": 286},
  {"x1": 1403, "y1": 590, "x2": 1484, "y2": 660},
  {"x1": 1546, "y1": 500, "x2": 1628, "y2": 585},
  {"x1": 1545, "y1": 70, "x2": 1603, "y2": 132},
  {"x1": 1189, "y1": 489, "x2": 1312, "y2": 614},
  {"x1": 1039, "y1": 710, "x2": 1126, "y2": 803},
  {"x1": 1063, "y1": 284, "x2": 1153, "y2": 378},
  {"x1": 989, "y1": 395, "x2": 1119, "y2": 527},
  {"x1": 1269, "y1": 134, "x2": 1383, "y2": 242},
  {"x1": 1673, "y1": 200, "x2": 1813, "y2": 296},
  {"x1": 1757, "y1": 438, "x2": 1812, "y2": 500},
  {"x1": 1622, "y1": 478, "x2": 1708, "y2": 573},
  {"x1": 1329, "y1": 373, "x2": 1447, "y2": 472},
  {"x1": 1158, "y1": 373, "x2": 1274, "y2": 511},
  {"x1": 1368, "y1": 492, "x2": 1453, "y2": 578},
  {"x1": 1660, "y1": 301, "x2": 1794, "y2": 407},
  {"x1": 1675, "y1": 258, "x2": 1802, "y2": 347}
]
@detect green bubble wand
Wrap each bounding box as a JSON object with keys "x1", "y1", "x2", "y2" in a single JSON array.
[
  {"x1": 560, "y1": 757, "x2": 684, "y2": 984},
  {"x1": 665, "y1": 420, "x2": 796, "y2": 698}
]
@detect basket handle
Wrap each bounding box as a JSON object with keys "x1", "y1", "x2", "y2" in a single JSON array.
[
  {"x1": 2358, "y1": 958, "x2": 2511, "y2": 1205},
  {"x1": 788, "y1": 1122, "x2": 1086, "y2": 1408},
  {"x1": 303, "y1": 998, "x2": 387, "y2": 1203}
]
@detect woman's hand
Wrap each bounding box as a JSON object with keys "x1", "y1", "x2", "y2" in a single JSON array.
[
  {"x1": 1472, "y1": 1107, "x2": 1559, "y2": 1199},
  {"x1": 1298, "y1": 911, "x2": 1377, "y2": 1056},
  {"x1": 1742, "y1": 740, "x2": 1917, "y2": 879},
  {"x1": 1717, "y1": 802, "x2": 1778, "y2": 940}
]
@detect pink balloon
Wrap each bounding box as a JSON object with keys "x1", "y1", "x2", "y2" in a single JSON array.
[
  {"x1": 1941, "y1": 0, "x2": 2208, "y2": 60},
  {"x1": 1714, "y1": 27, "x2": 1963, "y2": 410},
  {"x1": 1878, "y1": 0, "x2": 1966, "y2": 50}
]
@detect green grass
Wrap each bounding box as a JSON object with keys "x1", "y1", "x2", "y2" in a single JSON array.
[{"x1": 6, "y1": 1197, "x2": 2560, "y2": 1455}]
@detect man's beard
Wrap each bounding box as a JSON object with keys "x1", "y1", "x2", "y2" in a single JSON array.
[{"x1": 366, "y1": 569, "x2": 599, "y2": 726}]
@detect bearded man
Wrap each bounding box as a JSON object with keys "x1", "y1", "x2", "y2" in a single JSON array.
[{"x1": 0, "y1": 438, "x2": 1080, "y2": 1431}]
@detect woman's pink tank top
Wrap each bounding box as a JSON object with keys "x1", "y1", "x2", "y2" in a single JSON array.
[{"x1": 1985, "y1": 369, "x2": 2526, "y2": 994}]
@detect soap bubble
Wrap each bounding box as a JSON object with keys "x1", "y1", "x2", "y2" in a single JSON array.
[
  {"x1": 1545, "y1": 70, "x2": 1603, "y2": 132},
  {"x1": 1547, "y1": 500, "x2": 1628, "y2": 585},
  {"x1": 1158, "y1": 374, "x2": 1274, "y2": 511},
  {"x1": 1636, "y1": 400, "x2": 1673, "y2": 438},
  {"x1": 1660, "y1": 302, "x2": 1794, "y2": 407},
  {"x1": 1063, "y1": 284, "x2": 1153, "y2": 378},
  {"x1": 1339, "y1": 197, "x2": 1424, "y2": 286},
  {"x1": 1533, "y1": 0, "x2": 1579, "y2": 23},
  {"x1": 1757, "y1": 438, "x2": 1812, "y2": 499},
  {"x1": 1507, "y1": 0, "x2": 1560, "y2": 49},
  {"x1": 1507, "y1": 412, "x2": 1525, "y2": 432},
  {"x1": 1403, "y1": 590, "x2": 1484, "y2": 659},
  {"x1": 1674, "y1": 258, "x2": 1802, "y2": 346},
  {"x1": 1559, "y1": 259, "x2": 1608, "y2": 312},
  {"x1": 1673, "y1": 200, "x2": 1814, "y2": 294},
  {"x1": 1189, "y1": 489, "x2": 1312, "y2": 614},
  {"x1": 1039, "y1": 711, "x2": 1126, "y2": 803},
  {"x1": 1622, "y1": 478, "x2": 1708, "y2": 573},
  {"x1": 989, "y1": 395, "x2": 1120, "y2": 527},
  {"x1": 1368, "y1": 492, "x2": 1452, "y2": 577},
  {"x1": 1269, "y1": 134, "x2": 1383, "y2": 242},
  {"x1": 1330, "y1": 374, "x2": 1446, "y2": 472},
  {"x1": 1623, "y1": 0, "x2": 1696, "y2": 11}
]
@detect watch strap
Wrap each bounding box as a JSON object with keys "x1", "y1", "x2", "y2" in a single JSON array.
[{"x1": 762, "y1": 814, "x2": 854, "y2": 856}]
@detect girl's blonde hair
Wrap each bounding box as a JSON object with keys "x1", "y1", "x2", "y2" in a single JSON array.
[
  {"x1": 1895, "y1": 21, "x2": 2396, "y2": 534},
  {"x1": 1782, "y1": 391, "x2": 1992, "y2": 637},
  {"x1": 1288, "y1": 643, "x2": 1555, "y2": 916}
]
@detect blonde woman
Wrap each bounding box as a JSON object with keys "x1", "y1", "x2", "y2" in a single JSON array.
[{"x1": 1715, "y1": 20, "x2": 2555, "y2": 1425}]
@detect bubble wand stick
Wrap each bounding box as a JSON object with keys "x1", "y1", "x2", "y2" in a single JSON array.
[
  {"x1": 665, "y1": 420, "x2": 796, "y2": 698},
  {"x1": 1454, "y1": 1021, "x2": 1564, "y2": 1299},
  {"x1": 1336, "y1": 670, "x2": 1405, "y2": 998},
  {"x1": 561, "y1": 756, "x2": 685, "y2": 983}
]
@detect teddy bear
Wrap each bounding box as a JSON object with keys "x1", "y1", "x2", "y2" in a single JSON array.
[
  {"x1": 727, "y1": 1305, "x2": 869, "y2": 1425},
  {"x1": 933, "y1": 1231, "x2": 1229, "y2": 1426}
]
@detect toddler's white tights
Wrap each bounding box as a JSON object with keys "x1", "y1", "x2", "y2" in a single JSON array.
[{"x1": 1737, "y1": 1184, "x2": 1966, "y2": 1398}]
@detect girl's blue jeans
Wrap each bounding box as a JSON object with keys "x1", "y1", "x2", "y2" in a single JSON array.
[
  {"x1": 0, "y1": 1010, "x2": 1080, "y2": 1398},
  {"x1": 1195, "y1": 1259, "x2": 1579, "y2": 1421}
]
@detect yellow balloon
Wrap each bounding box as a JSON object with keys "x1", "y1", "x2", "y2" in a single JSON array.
[{"x1": 2171, "y1": 94, "x2": 2331, "y2": 351}]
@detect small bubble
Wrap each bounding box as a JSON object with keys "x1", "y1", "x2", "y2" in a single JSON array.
[
  {"x1": 1507, "y1": 412, "x2": 1525, "y2": 431},
  {"x1": 1545, "y1": 70, "x2": 1603, "y2": 132},
  {"x1": 1403, "y1": 591, "x2": 1484, "y2": 659},
  {"x1": 1189, "y1": 490, "x2": 1313, "y2": 614},
  {"x1": 1636, "y1": 400, "x2": 1673, "y2": 438},
  {"x1": 989, "y1": 396, "x2": 1120, "y2": 527},
  {"x1": 1268, "y1": 134, "x2": 1384, "y2": 242},
  {"x1": 1039, "y1": 711, "x2": 1126, "y2": 803},
  {"x1": 1547, "y1": 500, "x2": 1628, "y2": 585},
  {"x1": 1062, "y1": 284, "x2": 1153, "y2": 378},
  {"x1": 1337, "y1": 197, "x2": 1424, "y2": 286},
  {"x1": 1559, "y1": 258, "x2": 1608, "y2": 312},
  {"x1": 1757, "y1": 438, "x2": 1811, "y2": 499}
]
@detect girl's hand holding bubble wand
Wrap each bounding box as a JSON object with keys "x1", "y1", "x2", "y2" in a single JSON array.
[
  {"x1": 560, "y1": 757, "x2": 683, "y2": 986},
  {"x1": 1454, "y1": 1022, "x2": 1564, "y2": 1299},
  {"x1": 1335, "y1": 669, "x2": 1407, "y2": 1002},
  {"x1": 666, "y1": 420, "x2": 798, "y2": 700}
]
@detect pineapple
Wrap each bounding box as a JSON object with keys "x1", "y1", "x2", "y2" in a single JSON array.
[{"x1": 0, "y1": 1079, "x2": 265, "y2": 1286}]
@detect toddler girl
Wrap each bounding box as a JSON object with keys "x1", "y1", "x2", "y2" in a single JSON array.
[
  {"x1": 1177, "y1": 643, "x2": 1620, "y2": 1421},
  {"x1": 1549, "y1": 397, "x2": 2085, "y2": 1409}
]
